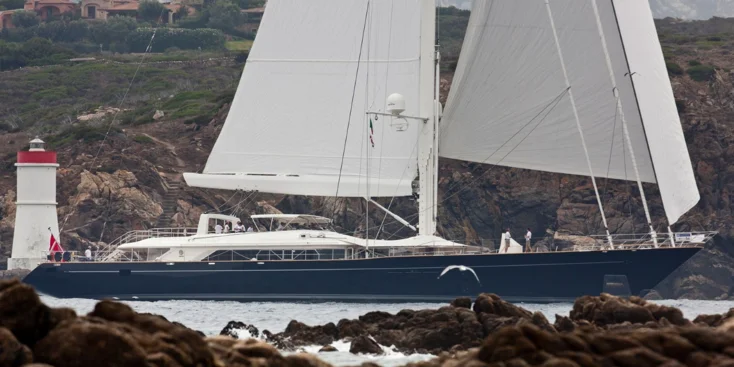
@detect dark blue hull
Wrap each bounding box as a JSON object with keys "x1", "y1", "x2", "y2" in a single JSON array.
[{"x1": 23, "y1": 247, "x2": 700, "y2": 303}]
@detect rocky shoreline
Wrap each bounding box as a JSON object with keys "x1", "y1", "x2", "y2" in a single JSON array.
[{"x1": 2, "y1": 276, "x2": 734, "y2": 367}]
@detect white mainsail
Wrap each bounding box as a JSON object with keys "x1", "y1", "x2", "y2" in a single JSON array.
[
  {"x1": 185, "y1": 0, "x2": 427, "y2": 198},
  {"x1": 440, "y1": 0, "x2": 698, "y2": 225}
]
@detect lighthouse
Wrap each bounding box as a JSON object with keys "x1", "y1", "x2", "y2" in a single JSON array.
[{"x1": 8, "y1": 137, "x2": 60, "y2": 271}]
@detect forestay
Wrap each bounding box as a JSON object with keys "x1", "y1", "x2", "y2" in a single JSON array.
[
  {"x1": 185, "y1": 0, "x2": 425, "y2": 197},
  {"x1": 440, "y1": 0, "x2": 698, "y2": 224}
]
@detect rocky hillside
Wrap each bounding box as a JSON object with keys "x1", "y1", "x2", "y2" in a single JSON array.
[
  {"x1": 442, "y1": 0, "x2": 734, "y2": 19},
  {"x1": 1, "y1": 17, "x2": 734, "y2": 299}
]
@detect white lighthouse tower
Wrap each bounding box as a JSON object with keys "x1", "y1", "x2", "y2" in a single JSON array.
[{"x1": 8, "y1": 137, "x2": 60, "y2": 270}]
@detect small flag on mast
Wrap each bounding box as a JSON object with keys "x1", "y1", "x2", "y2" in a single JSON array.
[{"x1": 369, "y1": 118, "x2": 375, "y2": 148}]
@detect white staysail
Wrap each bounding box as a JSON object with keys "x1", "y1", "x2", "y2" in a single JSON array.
[
  {"x1": 440, "y1": 0, "x2": 698, "y2": 225},
  {"x1": 185, "y1": 0, "x2": 427, "y2": 198}
]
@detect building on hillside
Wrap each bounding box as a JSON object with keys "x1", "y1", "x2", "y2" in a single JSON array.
[
  {"x1": 24, "y1": 0, "x2": 77, "y2": 20},
  {"x1": 0, "y1": 0, "x2": 193, "y2": 28},
  {"x1": 80, "y1": 0, "x2": 193, "y2": 23},
  {"x1": 0, "y1": 9, "x2": 19, "y2": 28},
  {"x1": 240, "y1": 6, "x2": 262, "y2": 33},
  {"x1": 1, "y1": 0, "x2": 75, "y2": 28}
]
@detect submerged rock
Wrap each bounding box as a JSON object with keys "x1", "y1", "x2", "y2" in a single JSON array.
[
  {"x1": 319, "y1": 345, "x2": 338, "y2": 352},
  {"x1": 350, "y1": 335, "x2": 384, "y2": 355},
  {"x1": 220, "y1": 321, "x2": 260, "y2": 338}
]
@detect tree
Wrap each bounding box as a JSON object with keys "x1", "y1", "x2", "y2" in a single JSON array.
[
  {"x1": 20, "y1": 37, "x2": 53, "y2": 59},
  {"x1": 138, "y1": 0, "x2": 167, "y2": 23},
  {"x1": 174, "y1": 5, "x2": 189, "y2": 20},
  {"x1": 90, "y1": 15, "x2": 137, "y2": 47},
  {"x1": 206, "y1": 0, "x2": 242, "y2": 32},
  {"x1": 12, "y1": 11, "x2": 40, "y2": 28},
  {"x1": 0, "y1": 0, "x2": 24, "y2": 10}
]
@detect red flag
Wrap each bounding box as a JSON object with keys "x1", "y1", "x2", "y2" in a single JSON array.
[{"x1": 49, "y1": 234, "x2": 63, "y2": 253}]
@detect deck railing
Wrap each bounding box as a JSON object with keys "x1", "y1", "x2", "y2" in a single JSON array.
[
  {"x1": 584, "y1": 231, "x2": 716, "y2": 250},
  {"x1": 96, "y1": 228, "x2": 198, "y2": 261},
  {"x1": 49, "y1": 229, "x2": 715, "y2": 264}
]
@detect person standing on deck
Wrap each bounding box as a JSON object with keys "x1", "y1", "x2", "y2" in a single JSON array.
[
  {"x1": 234, "y1": 221, "x2": 244, "y2": 232},
  {"x1": 224, "y1": 223, "x2": 230, "y2": 233},
  {"x1": 503, "y1": 228, "x2": 511, "y2": 253},
  {"x1": 525, "y1": 228, "x2": 532, "y2": 253},
  {"x1": 215, "y1": 223, "x2": 223, "y2": 234}
]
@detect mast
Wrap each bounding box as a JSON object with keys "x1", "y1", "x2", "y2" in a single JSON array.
[
  {"x1": 590, "y1": 0, "x2": 659, "y2": 247},
  {"x1": 545, "y1": 0, "x2": 614, "y2": 247},
  {"x1": 417, "y1": 0, "x2": 437, "y2": 236}
]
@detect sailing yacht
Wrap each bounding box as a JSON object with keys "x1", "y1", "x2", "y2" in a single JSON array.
[{"x1": 23, "y1": 0, "x2": 715, "y2": 302}]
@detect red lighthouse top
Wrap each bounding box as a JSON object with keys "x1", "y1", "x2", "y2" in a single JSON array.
[{"x1": 17, "y1": 137, "x2": 56, "y2": 164}]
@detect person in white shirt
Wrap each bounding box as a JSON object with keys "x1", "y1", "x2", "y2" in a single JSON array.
[
  {"x1": 525, "y1": 228, "x2": 532, "y2": 253},
  {"x1": 234, "y1": 221, "x2": 244, "y2": 232},
  {"x1": 224, "y1": 223, "x2": 230, "y2": 233},
  {"x1": 85, "y1": 247, "x2": 92, "y2": 261},
  {"x1": 215, "y1": 223, "x2": 223, "y2": 234},
  {"x1": 503, "y1": 229, "x2": 511, "y2": 253},
  {"x1": 246, "y1": 226, "x2": 254, "y2": 232}
]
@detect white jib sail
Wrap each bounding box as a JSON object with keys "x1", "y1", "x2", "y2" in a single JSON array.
[
  {"x1": 185, "y1": 0, "x2": 427, "y2": 198},
  {"x1": 440, "y1": 0, "x2": 698, "y2": 224}
]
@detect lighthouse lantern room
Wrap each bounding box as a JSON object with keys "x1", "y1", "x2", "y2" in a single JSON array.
[{"x1": 8, "y1": 137, "x2": 60, "y2": 270}]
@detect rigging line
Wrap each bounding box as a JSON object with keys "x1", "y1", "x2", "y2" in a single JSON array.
[
  {"x1": 441, "y1": 86, "x2": 572, "y2": 199},
  {"x1": 364, "y1": 3, "x2": 373, "y2": 244},
  {"x1": 602, "y1": 92, "x2": 620, "y2": 205},
  {"x1": 225, "y1": 190, "x2": 258, "y2": 217},
  {"x1": 332, "y1": 0, "x2": 371, "y2": 209},
  {"x1": 375, "y1": 0, "x2": 395, "y2": 198},
  {"x1": 60, "y1": 7, "x2": 167, "y2": 232},
  {"x1": 369, "y1": 88, "x2": 569, "y2": 236},
  {"x1": 208, "y1": 189, "x2": 242, "y2": 214},
  {"x1": 384, "y1": 87, "x2": 570, "y2": 240},
  {"x1": 374, "y1": 126, "x2": 422, "y2": 240}
]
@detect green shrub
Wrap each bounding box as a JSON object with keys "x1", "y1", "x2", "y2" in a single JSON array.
[
  {"x1": 138, "y1": 0, "x2": 167, "y2": 22},
  {"x1": 163, "y1": 91, "x2": 216, "y2": 110},
  {"x1": 133, "y1": 135, "x2": 154, "y2": 144},
  {"x1": 47, "y1": 124, "x2": 121, "y2": 148},
  {"x1": 687, "y1": 65, "x2": 716, "y2": 82},
  {"x1": 183, "y1": 113, "x2": 214, "y2": 125},
  {"x1": 127, "y1": 28, "x2": 225, "y2": 52},
  {"x1": 12, "y1": 11, "x2": 40, "y2": 28},
  {"x1": 688, "y1": 59, "x2": 702, "y2": 66},
  {"x1": 666, "y1": 61, "x2": 683, "y2": 76}
]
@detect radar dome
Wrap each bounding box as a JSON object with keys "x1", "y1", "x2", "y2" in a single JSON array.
[{"x1": 386, "y1": 93, "x2": 405, "y2": 116}]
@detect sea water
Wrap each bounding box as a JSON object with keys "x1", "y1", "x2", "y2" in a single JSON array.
[{"x1": 40, "y1": 297, "x2": 734, "y2": 366}]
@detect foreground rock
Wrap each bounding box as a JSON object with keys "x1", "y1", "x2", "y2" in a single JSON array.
[
  {"x1": 264, "y1": 292, "x2": 734, "y2": 356},
  {"x1": 408, "y1": 323, "x2": 734, "y2": 367},
  {"x1": 5, "y1": 278, "x2": 734, "y2": 367},
  {"x1": 0, "y1": 279, "x2": 333, "y2": 367}
]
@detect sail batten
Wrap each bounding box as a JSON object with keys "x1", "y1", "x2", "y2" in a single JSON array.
[
  {"x1": 191, "y1": 0, "x2": 426, "y2": 198},
  {"x1": 440, "y1": 0, "x2": 698, "y2": 224}
]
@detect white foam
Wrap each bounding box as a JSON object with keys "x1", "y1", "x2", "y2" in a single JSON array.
[{"x1": 294, "y1": 338, "x2": 433, "y2": 366}]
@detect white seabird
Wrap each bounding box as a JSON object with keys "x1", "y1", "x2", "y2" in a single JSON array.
[{"x1": 437, "y1": 265, "x2": 481, "y2": 284}]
